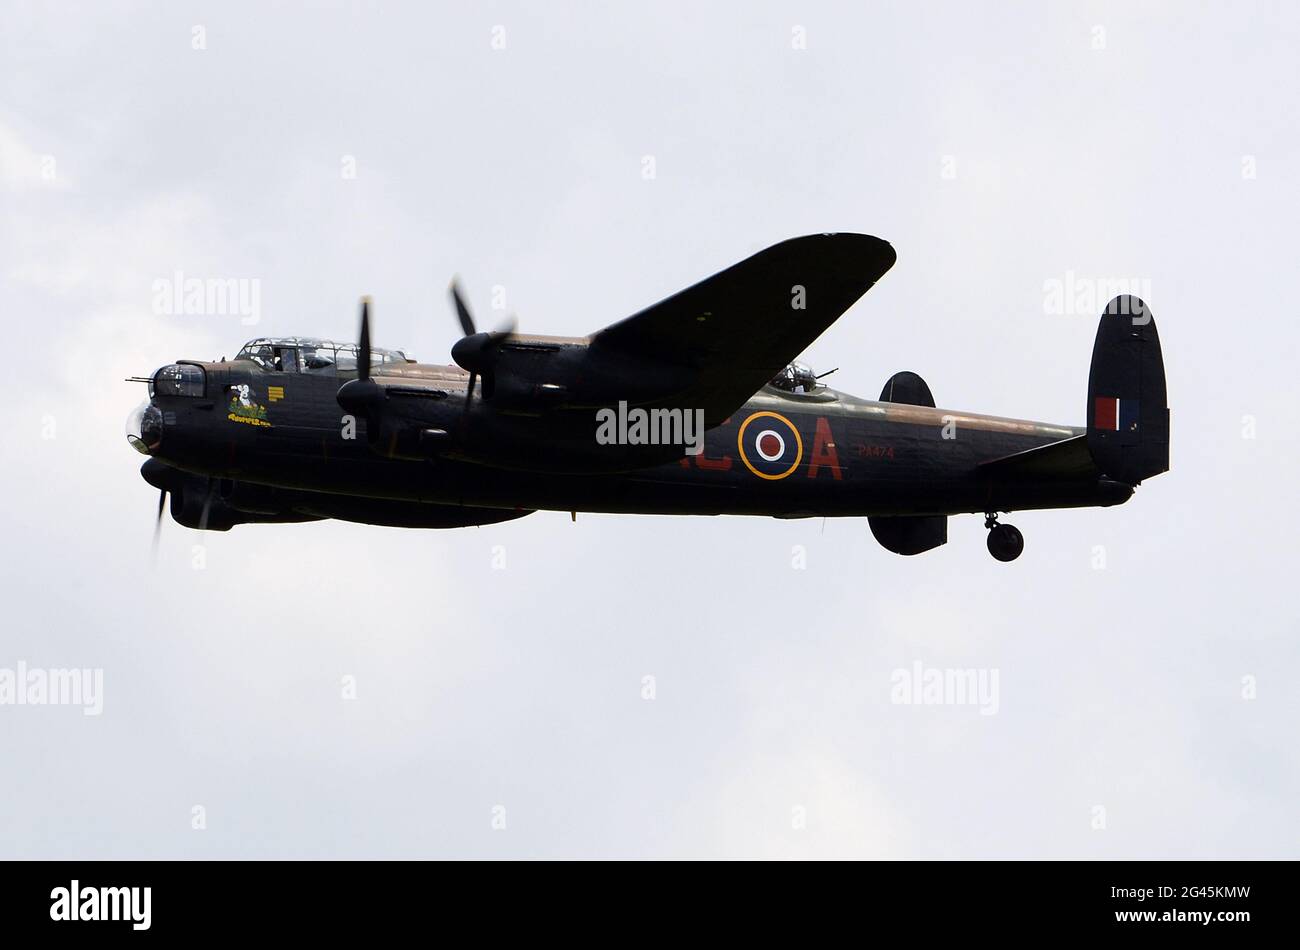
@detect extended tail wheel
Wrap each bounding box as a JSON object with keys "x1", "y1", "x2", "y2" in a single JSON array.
[{"x1": 986, "y1": 522, "x2": 1024, "y2": 562}]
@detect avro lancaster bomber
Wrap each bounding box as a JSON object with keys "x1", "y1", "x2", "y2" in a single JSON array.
[{"x1": 126, "y1": 233, "x2": 1169, "y2": 561}]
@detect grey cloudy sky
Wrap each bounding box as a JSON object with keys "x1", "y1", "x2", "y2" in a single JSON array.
[{"x1": 1, "y1": 1, "x2": 1296, "y2": 857}]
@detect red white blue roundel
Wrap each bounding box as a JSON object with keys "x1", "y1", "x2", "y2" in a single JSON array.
[{"x1": 737, "y1": 411, "x2": 803, "y2": 480}]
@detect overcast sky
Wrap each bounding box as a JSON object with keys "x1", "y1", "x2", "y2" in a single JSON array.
[{"x1": 1, "y1": 0, "x2": 1296, "y2": 858}]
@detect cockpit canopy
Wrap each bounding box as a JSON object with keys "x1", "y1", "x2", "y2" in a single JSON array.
[
  {"x1": 769, "y1": 360, "x2": 822, "y2": 394},
  {"x1": 235, "y1": 337, "x2": 409, "y2": 374}
]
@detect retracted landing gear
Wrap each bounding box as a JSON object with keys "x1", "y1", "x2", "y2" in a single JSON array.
[{"x1": 984, "y1": 512, "x2": 1024, "y2": 562}]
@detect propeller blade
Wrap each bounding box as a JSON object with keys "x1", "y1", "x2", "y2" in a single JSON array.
[
  {"x1": 449, "y1": 279, "x2": 476, "y2": 337},
  {"x1": 152, "y1": 489, "x2": 166, "y2": 561},
  {"x1": 449, "y1": 282, "x2": 516, "y2": 407},
  {"x1": 198, "y1": 481, "x2": 213, "y2": 532},
  {"x1": 489, "y1": 313, "x2": 517, "y2": 341},
  {"x1": 357, "y1": 296, "x2": 372, "y2": 381},
  {"x1": 336, "y1": 296, "x2": 386, "y2": 445}
]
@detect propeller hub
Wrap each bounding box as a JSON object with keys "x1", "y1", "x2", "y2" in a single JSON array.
[
  {"x1": 451, "y1": 333, "x2": 493, "y2": 373},
  {"x1": 140, "y1": 458, "x2": 178, "y2": 492},
  {"x1": 336, "y1": 378, "x2": 383, "y2": 416}
]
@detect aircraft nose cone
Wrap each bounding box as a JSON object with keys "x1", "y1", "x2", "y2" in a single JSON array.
[{"x1": 126, "y1": 401, "x2": 163, "y2": 455}]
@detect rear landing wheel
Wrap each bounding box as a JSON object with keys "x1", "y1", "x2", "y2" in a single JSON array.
[{"x1": 987, "y1": 523, "x2": 1024, "y2": 562}]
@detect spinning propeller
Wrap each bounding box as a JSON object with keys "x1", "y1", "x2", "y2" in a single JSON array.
[
  {"x1": 448, "y1": 279, "x2": 516, "y2": 408},
  {"x1": 333, "y1": 285, "x2": 519, "y2": 456},
  {"x1": 335, "y1": 297, "x2": 386, "y2": 436},
  {"x1": 147, "y1": 469, "x2": 214, "y2": 560},
  {"x1": 152, "y1": 489, "x2": 166, "y2": 561}
]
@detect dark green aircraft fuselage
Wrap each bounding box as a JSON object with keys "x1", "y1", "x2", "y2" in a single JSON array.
[{"x1": 137, "y1": 358, "x2": 1130, "y2": 524}]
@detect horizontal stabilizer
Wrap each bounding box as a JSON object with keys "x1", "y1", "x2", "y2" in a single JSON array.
[{"x1": 977, "y1": 435, "x2": 1098, "y2": 479}]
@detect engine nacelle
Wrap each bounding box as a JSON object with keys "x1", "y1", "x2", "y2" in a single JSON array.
[
  {"x1": 141, "y1": 460, "x2": 528, "y2": 531},
  {"x1": 218, "y1": 478, "x2": 287, "y2": 515},
  {"x1": 169, "y1": 479, "x2": 240, "y2": 531},
  {"x1": 159, "y1": 470, "x2": 321, "y2": 531}
]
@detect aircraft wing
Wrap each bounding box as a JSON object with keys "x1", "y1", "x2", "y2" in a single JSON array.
[{"x1": 588, "y1": 233, "x2": 896, "y2": 424}]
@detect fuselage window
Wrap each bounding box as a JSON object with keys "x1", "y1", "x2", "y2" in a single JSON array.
[
  {"x1": 275, "y1": 347, "x2": 300, "y2": 373},
  {"x1": 302, "y1": 346, "x2": 338, "y2": 373}
]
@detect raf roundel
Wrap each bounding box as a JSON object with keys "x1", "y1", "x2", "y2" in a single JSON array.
[{"x1": 737, "y1": 411, "x2": 803, "y2": 480}]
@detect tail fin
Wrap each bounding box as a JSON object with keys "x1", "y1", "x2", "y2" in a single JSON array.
[
  {"x1": 879, "y1": 370, "x2": 935, "y2": 407},
  {"x1": 1086, "y1": 296, "x2": 1170, "y2": 485}
]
